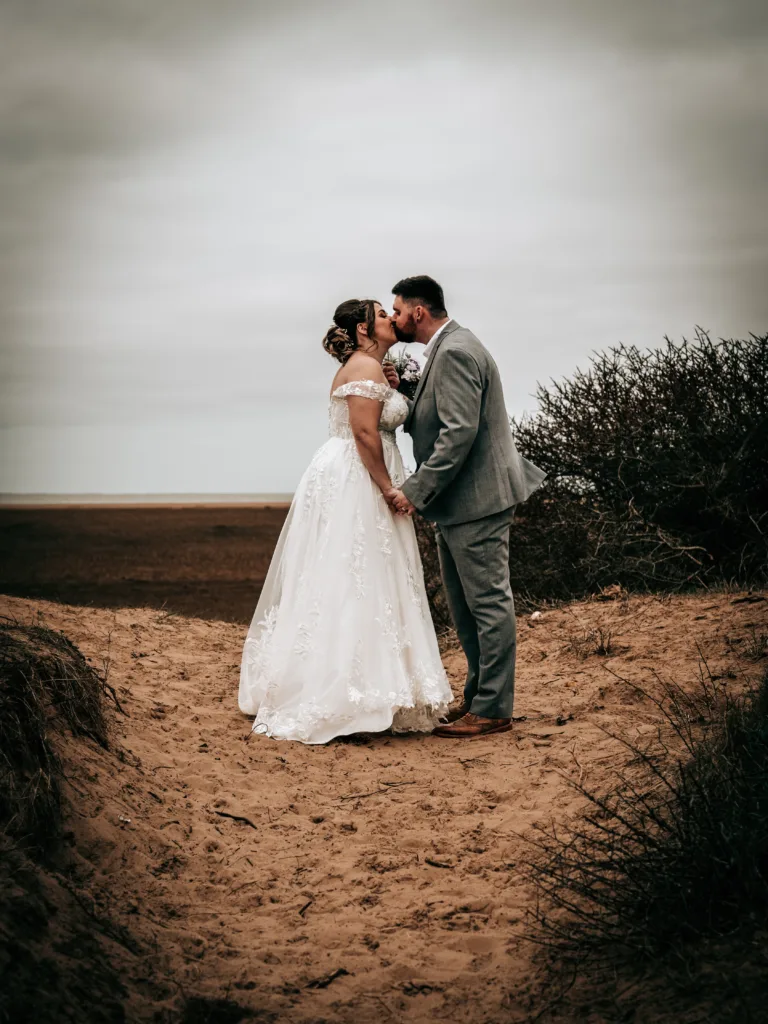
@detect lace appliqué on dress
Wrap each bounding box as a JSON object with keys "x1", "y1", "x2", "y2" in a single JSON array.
[
  {"x1": 405, "y1": 556, "x2": 426, "y2": 614},
  {"x1": 349, "y1": 515, "x2": 368, "y2": 599},
  {"x1": 332, "y1": 380, "x2": 390, "y2": 401},
  {"x1": 243, "y1": 606, "x2": 278, "y2": 678},
  {"x1": 293, "y1": 600, "x2": 322, "y2": 658},
  {"x1": 376, "y1": 506, "x2": 394, "y2": 556},
  {"x1": 376, "y1": 600, "x2": 412, "y2": 656}
]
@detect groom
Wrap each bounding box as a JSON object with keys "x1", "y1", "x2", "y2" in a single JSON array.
[{"x1": 383, "y1": 276, "x2": 545, "y2": 739}]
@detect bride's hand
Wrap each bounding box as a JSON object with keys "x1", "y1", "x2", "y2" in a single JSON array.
[
  {"x1": 385, "y1": 487, "x2": 416, "y2": 516},
  {"x1": 382, "y1": 363, "x2": 400, "y2": 390}
]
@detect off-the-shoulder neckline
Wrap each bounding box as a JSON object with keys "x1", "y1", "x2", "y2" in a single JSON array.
[{"x1": 330, "y1": 379, "x2": 394, "y2": 399}]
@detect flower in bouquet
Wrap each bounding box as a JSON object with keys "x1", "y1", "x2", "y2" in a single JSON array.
[{"x1": 384, "y1": 346, "x2": 422, "y2": 400}]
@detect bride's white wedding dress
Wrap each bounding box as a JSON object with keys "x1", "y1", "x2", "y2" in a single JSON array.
[{"x1": 238, "y1": 379, "x2": 452, "y2": 744}]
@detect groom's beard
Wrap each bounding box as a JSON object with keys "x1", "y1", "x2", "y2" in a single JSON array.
[{"x1": 393, "y1": 323, "x2": 415, "y2": 343}]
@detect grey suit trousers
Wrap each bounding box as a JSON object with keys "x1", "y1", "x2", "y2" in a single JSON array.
[{"x1": 434, "y1": 506, "x2": 516, "y2": 719}]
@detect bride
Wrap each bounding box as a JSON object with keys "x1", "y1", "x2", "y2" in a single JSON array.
[{"x1": 238, "y1": 298, "x2": 452, "y2": 743}]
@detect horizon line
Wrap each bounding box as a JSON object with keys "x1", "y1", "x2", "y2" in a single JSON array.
[{"x1": 0, "y1": 492, "x2": 294, "y2": 509}]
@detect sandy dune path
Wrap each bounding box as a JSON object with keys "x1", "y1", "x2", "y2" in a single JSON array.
[{"x1": 2, "y1": 590, "x2": 766, "y2": 1022}]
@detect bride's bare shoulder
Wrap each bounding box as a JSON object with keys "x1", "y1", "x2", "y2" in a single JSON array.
[{"x1": 332, "y1": 353, "x2": 387, "y2": 390}]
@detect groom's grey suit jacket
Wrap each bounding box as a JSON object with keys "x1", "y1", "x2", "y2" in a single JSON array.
[{"x1": 401, "y1": 321, "x2": 546, "y2": 526}]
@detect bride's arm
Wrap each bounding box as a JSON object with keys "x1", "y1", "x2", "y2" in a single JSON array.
[{"x1": 347, "y1": 396, "x2": 393, "y2": 496}]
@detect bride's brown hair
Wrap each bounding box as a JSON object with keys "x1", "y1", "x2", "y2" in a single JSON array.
[{"x1": 323, "y1": 298, "x2": 378, "y2": 364}]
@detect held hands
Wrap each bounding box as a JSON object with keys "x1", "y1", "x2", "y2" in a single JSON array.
[
  {"x1": 382, "y1": 363, "x2": 400, "y2": 390},
  {"x1": 384, "y1": 487, "x2": 416, "y2": 517}
]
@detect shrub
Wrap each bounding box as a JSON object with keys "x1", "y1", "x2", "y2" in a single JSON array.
[
  {"x1": 509, "y1": 330, "x2": 768, "y2": 602},
  {"x1": 525, "y1": 667, "x2": 768, "y2": 961}
]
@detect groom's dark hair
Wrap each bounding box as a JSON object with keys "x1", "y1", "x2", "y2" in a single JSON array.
[{"x1": 392, "y1": 275, "x2": 447, "y2": 318}]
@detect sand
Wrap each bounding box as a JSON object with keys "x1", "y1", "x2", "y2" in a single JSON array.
[{"x1": 1, "y1": 589, "x2": 766, "y2": 1022}]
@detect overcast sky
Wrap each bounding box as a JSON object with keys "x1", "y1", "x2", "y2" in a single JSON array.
[{"x1": 1, "y1": 0, "x2": 767, "y2": 496}]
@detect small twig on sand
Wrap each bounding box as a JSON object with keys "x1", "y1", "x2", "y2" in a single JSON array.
[
  {"x1": 306, "y1": 967, "x2": 350, "y2": 989},
  {"x1": 212, "y1": 809, "x2": 258, "y2": 831},
  {"x1": 228, "y1": 879, "x2": 264, "y2": 895},
  {"x1": 298, "y1": 899, "x2": 313, "y2": 917},
  {"x1": 425, "y1": 856, "x2": 454, "y2": 869},
  {"x1": 370, "y1": 994, "x2": 394, "y2": 1018},
  {"x1": 570, "y1": 743, "x2": 586, "y2": 786},
  {"x1": 340, "y1": 780, "x2": 416, "y2": 801},
  {"x1": 103, "y1": 679, "x2": 127, "y2": 715}
]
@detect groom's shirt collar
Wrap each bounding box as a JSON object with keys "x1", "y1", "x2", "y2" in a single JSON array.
[{"x1": 422, "y1": 318, "x2": 453, "y2": 361}]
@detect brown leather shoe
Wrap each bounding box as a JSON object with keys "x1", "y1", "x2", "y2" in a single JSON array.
[
  {"x1": 432, "y1": 712, "x2": 513, "y2": 739},
  {"x1": 440, "y1": 701, "x2": 470, "y2": 724}
]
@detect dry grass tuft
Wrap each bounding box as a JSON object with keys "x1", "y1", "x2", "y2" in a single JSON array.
[
  {"x1": 522, "y1": 662, "x2": 768, "y2": 1018},
  {"x1": 0, "y1": 616, "x2": 114, "y2": 853},
  {"x1": 563, "y1": 626, "x2": 615, "y2": 659},
  {"x1": 744, "y1": 627, "x2": 768, "y2": 661}
]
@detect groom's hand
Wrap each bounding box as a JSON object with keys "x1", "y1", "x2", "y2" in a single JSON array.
[{"x1": 382, "y1": 363, "x2": 400, "y2": 390}]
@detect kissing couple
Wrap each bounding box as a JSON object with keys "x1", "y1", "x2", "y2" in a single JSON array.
[{"x1": 238, "y1": 275, "x2": 546, "y2": 744}]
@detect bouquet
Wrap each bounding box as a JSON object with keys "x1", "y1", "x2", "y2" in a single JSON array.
[{"x1": 384, "y1": 345, "x2": 422, "y2": 400}]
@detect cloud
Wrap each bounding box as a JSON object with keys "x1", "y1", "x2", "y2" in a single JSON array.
[{"x1": 1, "y1": 0, "x2": 766, "y2": 492}]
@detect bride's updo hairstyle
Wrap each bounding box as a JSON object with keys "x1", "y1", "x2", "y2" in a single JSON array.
[{"x1": 323, "y1": 298, "x2": 378, "y2": 364}]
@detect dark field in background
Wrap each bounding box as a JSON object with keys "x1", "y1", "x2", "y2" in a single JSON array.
[{"x1": 0, "y1": 506, "x2": 290, "y2": 623}]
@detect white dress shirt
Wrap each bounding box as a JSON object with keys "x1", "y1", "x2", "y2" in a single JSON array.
[{"x1": 421, "y1": 318, "x2": 454, "y2": 362}]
